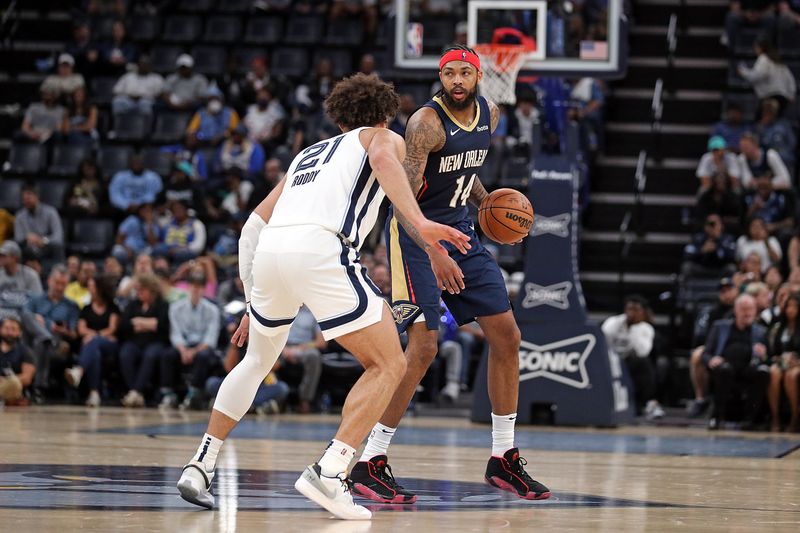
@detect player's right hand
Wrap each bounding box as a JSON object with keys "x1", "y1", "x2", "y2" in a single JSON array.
[
  {"x1": 231, "y1": 313, "x2": 250, "y2": 347},
  {"x1": 419, "y1": 220, "x2": 471, "y2": 255},
  {"x1": 430, "y1": 252, "x2": 465, "y2": 295}
]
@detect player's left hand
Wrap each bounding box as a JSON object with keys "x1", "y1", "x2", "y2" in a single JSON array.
[
  {"x1": 231, "y1": 313, "x2": 250, "y2": 347},
  {"x1": 430, "y1": 251, "x2": 465, "y2": 295}
]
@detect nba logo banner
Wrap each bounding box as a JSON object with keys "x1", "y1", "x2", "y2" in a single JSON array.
[{"x1": 406, "y1": 23, "x2": 423, "y2": 58}]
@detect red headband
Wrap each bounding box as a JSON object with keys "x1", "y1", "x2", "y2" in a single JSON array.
[{"x1": 439, "y1": 49, "x2": 481, "y2": 71}]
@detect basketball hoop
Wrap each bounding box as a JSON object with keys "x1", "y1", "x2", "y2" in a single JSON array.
[{"x1": 474, "y1": 43, "x2": 531, "y2": 106}]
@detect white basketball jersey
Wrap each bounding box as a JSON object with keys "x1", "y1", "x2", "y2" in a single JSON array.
[{"x1": 267, "y1": 127, "x2": 384, "y2": 251}]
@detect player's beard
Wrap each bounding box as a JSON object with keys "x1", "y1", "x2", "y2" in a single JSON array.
[{"x1": 441, "y1": 84, "x2": 478, "y2": 111}]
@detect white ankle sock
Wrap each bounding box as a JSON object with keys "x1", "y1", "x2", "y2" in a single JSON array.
[
  {"x1": 318, "y1": 439, "x2": 356, "y2": 477},
  {"x1": 193, "y1": 433, "x2": 223, "y2": 471},
  {"x1": 358, "y1": 423, "x2": 396, "y2": 462},
  {"x1": 491, "y1": 412, "x2": 516, "y2": 457}
]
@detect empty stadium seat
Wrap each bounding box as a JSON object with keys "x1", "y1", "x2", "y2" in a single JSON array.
[
  {"x1": 90, "y1": 15, "x2": 115, "y2": 41},
  {"x1": 733, "y1": 28, "x2": 761, "y2": 58},
  {"x1": 178, "y1": 0, "x2": 216, "y2": 12},
  {"x1": 129, "y1": 15, "x2": 161, "y2": 43},
  {"x1": 325, "y1": 18, "x2": 364, "y2": 46},
  {"x1": 778, "y1": 26, "x2": 800, "y2": 58},
  {"x1": 111, "y1": 114, "x2": 151, "y2": 142},
  {"x1": 270, "y1": 47, "x2": 309, "y2": 78},
  {"x1": 233, "y1": 48, "x2": 267, "y2": 73},
  {"x1": 0, "y1": 178, "x2": 24, "y2": 211},
  {"x1": 284, "y1": 15, "x2": 324, "y2": 45},
  {"x1": 216, "y1": 0, "x2": 251, "y2": 14},
  {"x1": 90, "y1": 76, "x2": 117, "y2": 106},
  {"x1": 7, "y1": 143, "x2": 45, "y2": 174},
  {"x1": 420, "y1": 18, "x2": 455, "y2": 53},
  {"x1": 152, "y1": 113, "x2": 191, "y2": 144},
  {"x1": 48, "y1": 144, "x2": 90, "y2": 176},
  {"x1": 68, "y1": 218, "x2": 115, "y2": 256},
  {"x1": 244, "y1": 17, "x2": 283, "y2": 45},
  {"x1": 98, "y1": 145, "x2": 134, "y2": 179},
  {"x1": 149, "y1": 45, "x2": 183, "y2": 74},
  {"x1": 498, "y1": 156, "x2": 531, "y2": 189},
  {"x1": 203, "y1": 16, "x2": 242, "y2": 44},
  {"x1": 142, "y1": 147, "x2": 175, "y2": 177},
  {"x1": 162, "y1": 16, "x2": 202, "y2": 43},
  {"x1": 313, "y1": 49, "x2": 354, "y2": 79},
  {"x1": 38, "y1": 178, "x2": 70, "y2": 209},
  {"x1": 396, "y1": 83, "x2": 431, "y2": 107},
  {"x1": 191, "y1": 45, "x2": 227, "y2": 76}
]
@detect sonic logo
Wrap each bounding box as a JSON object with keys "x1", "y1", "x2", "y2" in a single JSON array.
[{"x1": 518, "y1": 334, "x2": 594, "y2": 389}]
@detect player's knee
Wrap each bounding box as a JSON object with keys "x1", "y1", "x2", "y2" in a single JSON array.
[
  {"x1": 690, "y1": 347, "x2": 704, "y2": 365},
  {"x1": 408, "y1": 335, "x2": 438, "y2": 368},
  {"x1": 490, "y1": 322, "x2": 521, "y2": 356}
]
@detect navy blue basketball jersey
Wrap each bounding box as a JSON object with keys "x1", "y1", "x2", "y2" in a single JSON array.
[{"x1": 413, "y1": 94, "x2": 492, "y2": 225}]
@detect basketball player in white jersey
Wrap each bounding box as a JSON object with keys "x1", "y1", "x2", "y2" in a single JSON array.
[{"x1": 175, "y1": 73, "x2": 470, "y2": 520}]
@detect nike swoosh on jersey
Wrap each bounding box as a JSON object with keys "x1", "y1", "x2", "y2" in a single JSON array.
[{"x1": 450, "y1": 128, "x2": 459, "y2": 136}]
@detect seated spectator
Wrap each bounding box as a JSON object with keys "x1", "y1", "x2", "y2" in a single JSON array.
[
  {"x1": 278, "y1": 305, "x2": 324, "y2": 414},
  {"x1": 186, "y1": 86, "x2": 240, "y2": 146},
  {"x1": 696, "y1": 173, "x2": 743, "y2": 232},
  {"x1": 711, "y1": 102, "x2": 752, "y2": 151},
  {"x1": 0, "y1": 240, "x2": 42, "y2": 325},
  {"x1": 733, "y1": 250, "x2": 765, "y2": 288},
  {"x1": 214, "y1": 124, "x2": 266, "y2": 182},
  {"x1": 162, "y1": 54, "x2": 208, "y2": 112},
  {"x1": 725, "y1": 1, "x2": 776, "y2": 48},
  {"x1": 369, "y1": 263, "x2": 391, "y2": 298},
  {"x1": 736, "y1": 216, "x2": 782, "y2": 269},
  {"x1": 103, "y1": 255, "x2": 124, "y2": 285},
  {"x1": 205, "y1": 349, "x2": 289, "y2": 415},
  {"x1": 786, "y1": 227, "x2": 800, "y2": 271},
  {"x1": 682, "y1": 213, "x2": 737, "y2": 276},
  {"x1": 41, "y1": 54, "x2": 86, "y2": 99},
  {"x1": 438, "y1": 302, "x2": 464, "y2": 403},
  {"x1": 159, "y1": 271, "x2": 221, "y2": 410},
  {"x1": 64, "y1": 274, "x2": 120, "y2": 407},
  {"x1": 60, "y1": 86, "x2": 98, "y2": 147},
  {"x1": 766, "y1": 293, "x2": 800, "y2": 430},
  {"x1": 160, "y1": 132, "x2": 208, "y2": 181},
  {"x1": 154, "y1": 200, "x2": 207, "y2": 264},
  {"x1": 765, "y1": 264, "x2": 785, "y2": 293},
  {"x1": 688, "y1": 277, "x2": 739, "y2": 417},
  {"x1": 65, "y1": 260, "x2": 96, "y2": 309},
  {"x1": 779, "y1": 0, "x2": 800, "y2": 29},
  {"x1": 117, "y1": 252, "x2": 153, "y2": 300},
  {"x1": 755, "y1": 97, "x2": 796, "y2": 172},
  {"x1": 389, "y1": 93, "x2": 418, "y2": 137},
  {"x1": 746, "y1": 281, "x2": 774, "y2": 325},
  {"x1": 507, "y1": 91, "x2": 539, "y2": 151},
  {"x1": 112, "y1": 55, "x2": 164, "y2": 118},
  {"x1": 743, "y1": 174, "x2": 796, "y2": 237},
  {"x1": 738, "y1": 132, "x2": 791, "y2": 190},
  {"x1": 602, "y1": 295, "x2": 665, "y2": 420},
  {"x1": 87, "y1": 0, "x2": 127, "y2": 18},
  {"x1": 172, "y1": 256, "x2": 218, "y2": 302},
  {"x1": 294, "y1": 58, "x2": 336, "y2": 115},
  {"x1": 244, "y1": 87, "x2": 285, "y2": 153},
  {"x1": 66, "y1": 158, "x2": 105, "y2": 218},
  {"x1": 248, "y1": 158, "x2": 285, "y2": 210},
  {"x1": 211, "y1": 167, "x2": 254, "y2": 220},
  {"x1": 17, "y1": 87, "x2": 65, "y2": 144},
  {"x1": 22, "y1": 264, "x2": 79, "y2": 396},
  {"x1": 99, "y1": 20, "x2": 137, "y2": 75},
  {"x1": 331, "y1": 0, "x2": 378, "y2": 37},
  {"x1": 0, "y1": 317, "x2": 36, "y2": 405},
  {"x1": 569, "y1": 77, "x2": 605, "y2": 154},
  {"x1": 111, "y1": 204, "x2": 161, "y2": 265},
  {"x1": 14, "y1": 183, "x2": 65, "y2": 267},
  {"x1": 696, "y1": 135, "x2": 742, "y2": 193},
  {"x1": 158, "y1": 161, "x2": 205, "y2": 211},
  {"x1": 66, "y1": 255, "x2": 80, "y2": 282},
  {"x1": 119, "y1": 273, "x2": 170, "y2": 407},
  {"x1": 738, "y1": 38, "x2": 796, "y2": 113},
  {"x1": 242, "y1": 56, "x2": 290, "y2": 106},
  {"x1": 358, "y1": 53, "x2": 377, "y2": 76},
  {"x1": 109, "y1": 153, "x2": 164, "y2": 214},
  {"x1": 703, "y1": 294, "x2": 770, "y2": 429},
  {"x1": 65, "y1": 21, "x2": 100, "y2": 77}
]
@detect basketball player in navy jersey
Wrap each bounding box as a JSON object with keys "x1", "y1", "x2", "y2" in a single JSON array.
[{"x1": 350, "y1": 46, "x2": 551, "y2": 503}]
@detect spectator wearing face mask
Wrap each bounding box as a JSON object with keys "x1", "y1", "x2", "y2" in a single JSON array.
[
  {"x1": 186, "y1": 85, "x2": 240, "y2": 147},
  {"x1": 244, "y1": 87, "x2": 285, "y2": 154}
]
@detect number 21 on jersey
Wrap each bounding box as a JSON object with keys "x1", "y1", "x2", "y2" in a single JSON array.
[
  {"x1": 449, "y1": 173, "x2": 476, "y2": 208},
  {"x1": 290, "y1": 135, "x2": 344, "y2": 187}
]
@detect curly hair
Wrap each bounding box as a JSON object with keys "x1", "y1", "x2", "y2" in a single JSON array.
[{"x1": 324, "y1": 73, "x2": 400, "y2": 130}]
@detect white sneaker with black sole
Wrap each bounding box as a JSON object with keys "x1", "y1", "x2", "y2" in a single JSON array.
[
  {"x1": 177, "y1": 460, "x2": 215, "y2": 509},
  {"x1": 294, "y1": 463, "x2": 371, "y2": 520}
]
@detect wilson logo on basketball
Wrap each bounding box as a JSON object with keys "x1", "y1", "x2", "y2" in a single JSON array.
[{"x1": 505, "y1": 211, "x2": 533, "y2": 229}]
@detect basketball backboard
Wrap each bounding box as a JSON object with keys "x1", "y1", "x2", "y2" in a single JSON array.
[{"x1": 394, "y1": 0, "x2": 627, "y2": 78}]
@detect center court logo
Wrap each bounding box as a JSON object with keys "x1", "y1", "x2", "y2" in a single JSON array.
[
  {"x1": 531, "y1": 214, "x2": 571, "y2": 237},
  {"x1": 521, "y1": 281, "x2": 572, "y2": 309},
  {"x1": 518, "y1": 334, "x2": 595, "y2": 389}
]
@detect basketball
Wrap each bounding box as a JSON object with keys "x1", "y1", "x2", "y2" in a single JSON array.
[{"x1": 478, "y1": 189, "x2": 534, "y2": 244}]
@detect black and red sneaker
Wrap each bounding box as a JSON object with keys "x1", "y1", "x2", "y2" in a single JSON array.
[
  {"x1": 485, "y1": 448, "x2": 551, "y2": 500},
  {"x1": 349, "y1": 455, "x2": 417, "y2": 504}
]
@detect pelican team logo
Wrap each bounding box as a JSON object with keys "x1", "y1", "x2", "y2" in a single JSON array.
[
  {"x1": 518, "y1": 334, "x2": 595, "y2": 389},
  {"x1": 392, "y1": 302, "x2": 420, "y2": 324},
  {"x1": 521, "y1": 281, "x2": 572, "y2": 310},
  {"x1": 531, "y1": 213, "x2": 571, "y2": 238}
]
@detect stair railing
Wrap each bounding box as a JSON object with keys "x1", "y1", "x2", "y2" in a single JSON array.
[{"x1": 618, "y1": 149, "x2": 648, "y2": 305}]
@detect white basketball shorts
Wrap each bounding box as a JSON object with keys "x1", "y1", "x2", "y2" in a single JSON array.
[{"x1": 249, "y1": 224, "x2": 386, "y2": 341}]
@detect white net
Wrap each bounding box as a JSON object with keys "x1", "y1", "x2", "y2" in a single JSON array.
[{"x1": 474, "y1": 44, "x2": 530, "y2": 105}]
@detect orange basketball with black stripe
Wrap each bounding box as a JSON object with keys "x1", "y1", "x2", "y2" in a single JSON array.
[{"x1": 478, "y1": 188, "x2": 534, "y2": 244}]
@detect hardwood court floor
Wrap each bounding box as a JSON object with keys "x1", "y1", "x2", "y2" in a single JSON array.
[{"x1": 1, "y1": 406, "x2": 799, "y2": 532}]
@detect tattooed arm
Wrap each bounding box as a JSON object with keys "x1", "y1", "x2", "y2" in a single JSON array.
[
  {"x1": 489, "y1": 99, "x2": 501, "y2": 134},
  {"x1": 395, "y1": 107, "x2": 446, "y2": 253},
  {"x1": 467, "y1": 100, "x2": 500, "y2": 208}
]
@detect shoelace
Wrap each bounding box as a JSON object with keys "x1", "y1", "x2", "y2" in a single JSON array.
[
  {"x1": 375, "y1": 462, "x2": 406, "y2": 489},
  {"x1": 510, "y1": 456, "x2": 536, "y2": 485},
  {"x1": 336, "y1": 474, "x2": 352, "y2": 494}
]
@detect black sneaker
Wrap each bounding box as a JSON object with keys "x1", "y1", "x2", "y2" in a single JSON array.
[
  {"x1": 349, "y1": 455, "x2": 417, "y2": 504},
  {"x1": 687, "y1": 398, "x2": 709, "y2": 418},
  {"x1": 485, "y1": 448, "x2": 551, "y2": 500}
]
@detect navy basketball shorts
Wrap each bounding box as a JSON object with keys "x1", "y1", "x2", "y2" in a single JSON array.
[{"x1": 386, "y1": 216, "x2": 511, "y2": 332}]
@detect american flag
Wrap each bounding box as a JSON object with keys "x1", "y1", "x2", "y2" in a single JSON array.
[{"x1": 579, "y1": 40, "x2": 608, "y2": 60}]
